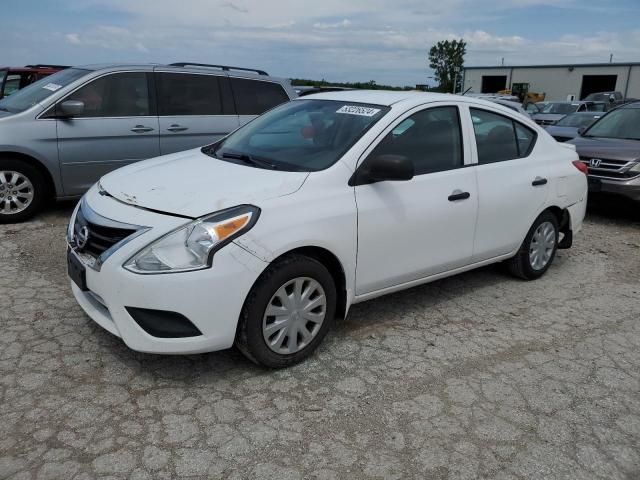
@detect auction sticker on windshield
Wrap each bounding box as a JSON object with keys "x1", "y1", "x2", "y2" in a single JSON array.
[
  {"x1": 42, "y1": 83, "x2": 63, "y2": 92},
  {"x1": 336, "y1": 105, "x2": 381, "y2": 117}
]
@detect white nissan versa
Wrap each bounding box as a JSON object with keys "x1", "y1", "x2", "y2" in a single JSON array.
[{"x1": 67, "y1": 91, "x2": 588, "y2": 367}]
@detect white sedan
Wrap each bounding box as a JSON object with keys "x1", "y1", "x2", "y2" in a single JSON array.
[{"x1": 67, "y1": 91, "x2": 588, "y2": 368}]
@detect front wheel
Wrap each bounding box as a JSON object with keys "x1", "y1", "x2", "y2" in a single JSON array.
[
  {"x1": 236, "y1": 254, "x2": 337, "y2": 368},
  {"x1": 507, "y1": 211, "x2": 559, "y2": 280},
  {"x1": 0, "y1": 159, "x2": 47, "y2": 223}
]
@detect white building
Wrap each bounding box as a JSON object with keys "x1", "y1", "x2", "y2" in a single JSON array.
[{"x1": 462, "y1": 62, "x2": 640, "y2": 101}]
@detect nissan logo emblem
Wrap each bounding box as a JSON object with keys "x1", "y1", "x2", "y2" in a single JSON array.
[
  {"x1": 75, "y1": 226, "x2": 90, "y2": 250},
  {"x1": 589, "y1": 158, "x2": 602, "y2": 168}
]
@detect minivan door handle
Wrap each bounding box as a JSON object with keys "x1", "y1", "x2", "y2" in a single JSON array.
[
  {"x1": 131, "y1": 125, "x2": 154, "y2": 133},
  {"x1": 167, "y1": 124, "x2": 188, "y2": 132},
  {"x1": 532, "y1": 177, "x2": 548, "y2": 186},
  {"x1": 448, "y1": 190, "x2": 471, "y2": 202}
]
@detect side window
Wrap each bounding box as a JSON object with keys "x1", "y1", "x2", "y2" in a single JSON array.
[
  {"x1": 230, "y1": 78, "x2": 289, "y2": 115},
  {"x1": 3, "y1": 75, "x2": 21, "y2": 96},
  {"x1": 64, "y1": 72, "x2": 150, "y2": 117},
  {"x1": 369, "y1": 106, "x2": 463, "y2": 175},
  {"x1": 157, "y1": 73, "x2": 222, "y2": 116},
  {"x1": 470, "y1": 108, "x2": 536, "y2": 164}
]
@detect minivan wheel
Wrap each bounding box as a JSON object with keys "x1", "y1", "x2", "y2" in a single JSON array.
[
  {"x1": 0, "y1": 159, "x2": 46, "y2": 223},
  {"x1": 507, "y1": 210, "x2": 559, "y2": 280},
  {"x1": 236, "y1": 254, "x2": 337, "y2": 368}
]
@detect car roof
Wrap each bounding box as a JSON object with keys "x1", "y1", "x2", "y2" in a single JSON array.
[
  {"x1": 297, "y1": 89, "x2": 472, "y2": 107},
  {"x1": 73, "y1": 63, "x2": 283, "y2": 80},
  {"x1": 621, "y1": 101, "x2": 640, "y2": 109}
]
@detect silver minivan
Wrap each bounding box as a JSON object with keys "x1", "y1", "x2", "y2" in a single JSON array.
[{"x1": 0, "y1": 63, "x2": 296, "y2": 222}]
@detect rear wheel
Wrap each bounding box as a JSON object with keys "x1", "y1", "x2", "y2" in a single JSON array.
[
  {"x1": 507, "y1": 210, "x2": 559, "y2": 280},
  {"x1": 0, "y1": 159, "x2": 46, "y2": 223},
  {"x1": 236, "y1": 254, "x2": 337, "y2": 368}
]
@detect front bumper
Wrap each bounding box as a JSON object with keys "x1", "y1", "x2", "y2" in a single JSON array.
[
  {"x1": 69, "y1": 186, "x2": 268, "y2": 354},
  {"x1": 588, "y1": 175, "x2": 640, "y2": 202}
]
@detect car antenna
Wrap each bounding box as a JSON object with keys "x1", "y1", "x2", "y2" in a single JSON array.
[{"x1": 462, "y1": 87, "x2": 472, "y2": 96}]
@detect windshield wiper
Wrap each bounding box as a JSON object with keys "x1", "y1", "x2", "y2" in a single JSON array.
[{"x1": 220, "y1": 151, "x2": 281, "y2": 170}]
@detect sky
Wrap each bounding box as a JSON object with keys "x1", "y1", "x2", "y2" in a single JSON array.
[{"x1": 2, "y1": 0, "x2": 639, "y2": 86}]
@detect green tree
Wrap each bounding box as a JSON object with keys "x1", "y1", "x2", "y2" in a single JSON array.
[{"x1": 428, "y1": 39, "x2": 466, "y2": 93}]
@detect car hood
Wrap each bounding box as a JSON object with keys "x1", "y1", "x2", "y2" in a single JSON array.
[
  {"x1": 545, "y1": 126, "x2": 579, "y2": 138},
  {"x1": 99, "y1": 148, "x2": 310, "y2": 218},
  {"x1": 568, "y1": 136, "x2": 640, "y2": 162},
  {"x1": 533, "y1": 113, "x2": 565, "y2": 122}
]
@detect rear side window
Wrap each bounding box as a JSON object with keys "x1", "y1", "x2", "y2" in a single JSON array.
[
  {"x1": 157, "y1": 73, "x2": 222, "y2": 116},
  {"x1": 369, "y1": 106, "x2": 463, "y2": 175},
  {"x1": 470, "y1": 108, "x2": 536, "y2": 164},
  {"x1": 65, "y1": 72, "x2": 151, "y2": 117},
  {"x1": 230, "y1": 78, "x2": 289, "y2": 115}
]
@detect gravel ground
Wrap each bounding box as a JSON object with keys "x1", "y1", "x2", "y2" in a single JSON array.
[{"x1": 1, "y1": 196, "x2": 639, "y2": 480}]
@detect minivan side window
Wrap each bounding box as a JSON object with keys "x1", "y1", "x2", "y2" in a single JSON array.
[
  {"x1": 368, "y1": 106, "x2": 464, "y2": 175},
  {"x1": 64, "y1": 72, "x2": 151, "y2": 118},
  {"x1": 470, "y1": 108, "x2": 537, "y2": 164},
  {"x1": 156, "y1": 73, "x2": 223, "y2": 116},
  {"x1": 230, "y1": 78, "x2": 289, "y2": 115}
]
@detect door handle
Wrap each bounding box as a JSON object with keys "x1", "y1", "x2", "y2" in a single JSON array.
[
  {"x1": 532, "y1": 177, "x2": 548, "y2": 186},
  {"x1": 131, "y1": 125, "x2": 154, "y2": 133},
  {"x1": 448, "y1": 190, "x2": 471, "y2": 202},
  {"x1": 167, "y1": 124, "x2": 188, "y2": 132}
]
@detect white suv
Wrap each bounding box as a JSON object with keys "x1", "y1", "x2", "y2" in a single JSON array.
[{"x1": 67, "y1": 91, "x2": 588, "y2": 368}]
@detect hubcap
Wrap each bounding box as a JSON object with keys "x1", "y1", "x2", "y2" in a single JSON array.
[
  {"x1": 0, "y1": 171, "x2": 34, "y2": 215},
  {"x1": 529, "y1": 221, "x2": 556, "y2": 270},
  {"x1": 262, "y1": 277, "x2": 327, "y2": 355}
]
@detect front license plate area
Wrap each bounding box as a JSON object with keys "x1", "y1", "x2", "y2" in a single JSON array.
[
  {"x1": 587, "y1": 177, "x2": 602, "y2": 192},
  {"x1": 67, "y1": 249, "x2": 88, "y2": 291}
]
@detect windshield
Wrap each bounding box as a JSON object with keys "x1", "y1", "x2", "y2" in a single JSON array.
[
  {"x1": 540, "y1": 103, "x2": 579, "y2": 114},
  {"x1": 0, "y1": 68, "x2": 88, "y2": 113},
  {"x1": 205, "y1": 99, "x2": 390, "y2": 172},
  {"x1": 583, "y1": 108, "x2": 640, "y2": 140},
  {"x1": 555, "y1": 113, "x2": 600, "y2": 128}
]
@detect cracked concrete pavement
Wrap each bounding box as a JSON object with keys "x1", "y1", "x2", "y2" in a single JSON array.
[{"x1": 1, "y1": 196, "x2": 639, "y2": 479}]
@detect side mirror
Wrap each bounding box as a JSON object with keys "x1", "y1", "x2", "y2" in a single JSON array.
[
  {"x1": 609, "y1": 95, "x2": 616, "y2": 103},
  {"x1": 59, "y1": 100, "x2": 85, "y2": 117},
  {"x1": 350, "y1": 154, "x2": 414, "y2": 186},
  {"x1": 577, "y1": 127, "x2": 586, "y2": 136}
]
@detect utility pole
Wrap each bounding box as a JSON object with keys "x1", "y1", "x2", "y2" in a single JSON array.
[{"x1": 453, "y1": 66, "x2": 460, "y2": 94}]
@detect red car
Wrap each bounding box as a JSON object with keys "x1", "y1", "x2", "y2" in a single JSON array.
[{"x1": 0, "y1": 64, "x2": 68, "y2": 99}]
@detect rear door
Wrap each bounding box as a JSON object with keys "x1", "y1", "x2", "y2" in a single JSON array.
[
  {"x1": 468, "y1": 107, "x2": 549, "y2": 261},
  {"x1": 57, "y1": 71, "x2": 160, "y2": 196},
  {"x1": 155, "y1": 71, "x2": 239, "y2": 155},
  {"x1": 229, "y1": 76, "x2": 291, "y2": 127}
]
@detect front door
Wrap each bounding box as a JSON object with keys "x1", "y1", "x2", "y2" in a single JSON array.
[
  {"x1": 57, "y1": 71, "x2": 159, "y2": 196},
  {"x1": 155, "y1": 72, "x2": 240, "y2": 155},
  {"x1": 355, "y1": 104, "x2": 478, "y2": 295}
]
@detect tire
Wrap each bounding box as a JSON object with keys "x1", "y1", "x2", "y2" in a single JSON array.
[
  {"x1": 507, "y1": 210, "x2": 559, "y2": 280},
  {"x1": 236, "y1": 254, "x2": 337, "y2": 368},
  {"x1": 0, "y1": 159, "x2": 47, "y2": 223}
]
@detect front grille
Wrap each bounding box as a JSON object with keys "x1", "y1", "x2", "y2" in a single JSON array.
[
  {"x1": 579, "y1": 156, "x2": 639, "y2": 180},
  {"x1": 553, "y1": 136, "x2": 572, "y2": 142},
  {"x1": 72, "y1": 206, "x2": 138, "y2": 258}
]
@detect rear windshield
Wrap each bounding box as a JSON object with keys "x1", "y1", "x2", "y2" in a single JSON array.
[
  {"x1": 0, "y1": 68, "x2": 88, "y2": 113},
  {"x1": 205, "y1": 99, "x2": 389, "y2": 172}
]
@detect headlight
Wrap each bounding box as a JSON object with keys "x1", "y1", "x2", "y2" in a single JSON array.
[
  {"x1": 629, "y1": 162, "x2": 640, "y2": 173},
  {"x1": 124, "y1": 205, "x2": 260, "y2": 274}
]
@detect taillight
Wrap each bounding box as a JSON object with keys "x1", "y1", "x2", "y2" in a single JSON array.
[{"x1": 572, "y1": 160, "x2": 588, "y2": 175}]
